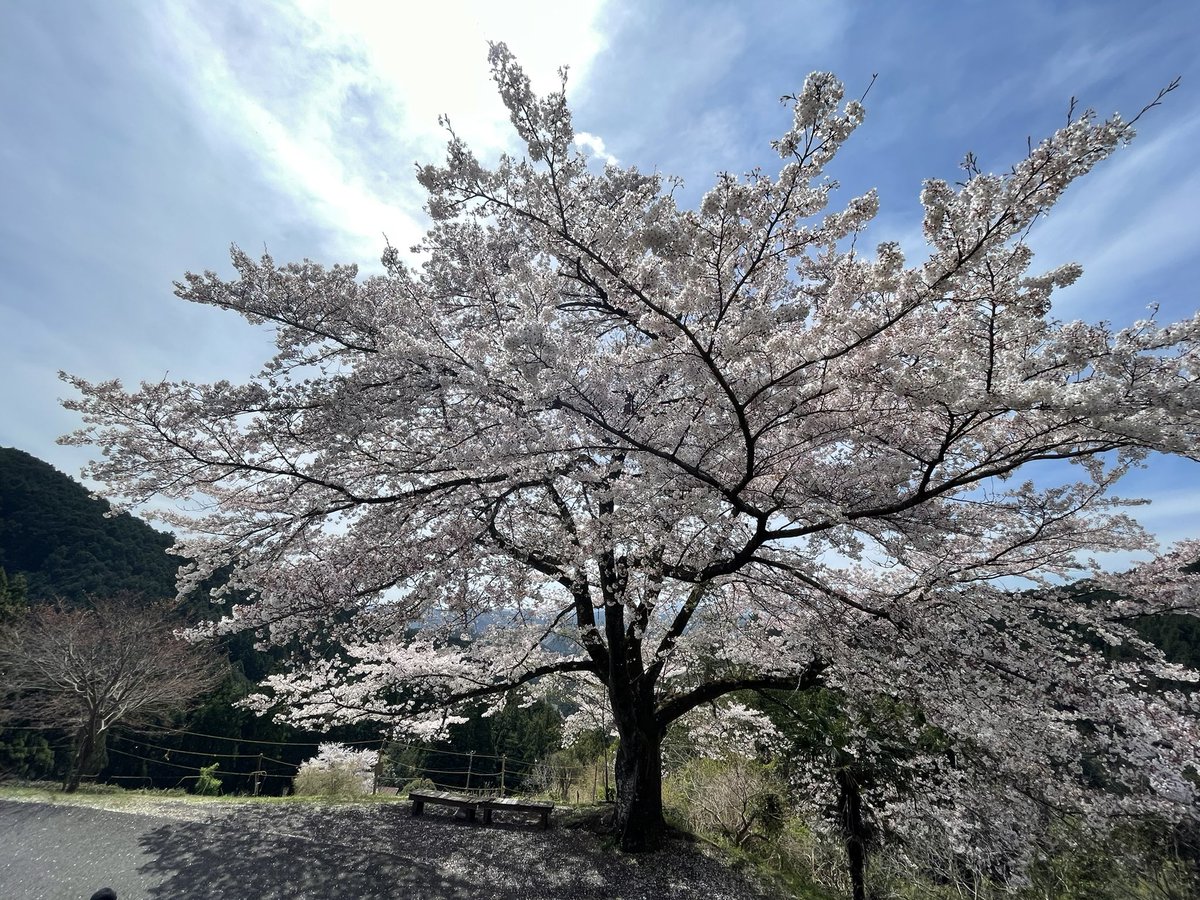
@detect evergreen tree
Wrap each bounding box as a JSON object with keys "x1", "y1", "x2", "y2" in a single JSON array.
[{"x1": 0, "y1": 566, "x2": 28, "y2": 623}]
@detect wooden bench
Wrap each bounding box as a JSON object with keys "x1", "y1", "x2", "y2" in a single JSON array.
[
  {"x1": 408, "y1": 789, "x2": 479, "y2": 821},
  {"x1": 480, "y1": 796, "x2": 554, "y2": 830}
]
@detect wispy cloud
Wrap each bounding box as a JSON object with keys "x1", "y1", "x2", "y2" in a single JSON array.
[{"x1": 1028, "y1": 112, "x2": 1200, "y2": 321}]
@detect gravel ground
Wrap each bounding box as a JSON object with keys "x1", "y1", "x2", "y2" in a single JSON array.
[{"x1": 0, "y1": 796, "x2": 784, "y2": 900}]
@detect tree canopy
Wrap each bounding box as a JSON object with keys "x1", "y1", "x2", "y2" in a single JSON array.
[{"x1": 63, "y1": 47, "x2": 1199, "y2": 853}]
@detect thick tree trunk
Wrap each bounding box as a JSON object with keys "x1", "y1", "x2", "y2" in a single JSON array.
[
  {"x1": 613, "y1": 720, "x2": 665, "y2": 852},
  {"x1": 65, "y1": 724, "x2": 106, "y2": 793},
  {"x1": 65, "y1": 729, "x2": 94, "y2": 793},
  {"x1": 607, "y1": 672, "x2": 666, "y2": 852},
  {"x1": 598, "y1": 538, "x2": 670, "y2": 854}
]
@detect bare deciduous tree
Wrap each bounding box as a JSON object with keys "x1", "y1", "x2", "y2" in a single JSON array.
[{"x1": 0, "y1": 595, "x2": 222, "y2": 791}]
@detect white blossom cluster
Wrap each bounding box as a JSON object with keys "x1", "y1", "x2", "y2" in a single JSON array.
[{"x1": 295, "y1": 742, "x2": 379, "y2": 792}]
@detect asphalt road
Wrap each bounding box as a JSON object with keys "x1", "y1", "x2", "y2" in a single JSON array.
[
  {"x1": 0, "y1": 798, "x2": 779, "y2": 900},
  {"x1": 1, "y1": 801, "x2": 165, "y2": 900}
]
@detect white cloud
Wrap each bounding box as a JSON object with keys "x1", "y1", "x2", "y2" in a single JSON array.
[
  {"x1": 141, "y1": 0, "x2": 610, "y2": 263},
  {"x1": 1027, "y1": 112, "x2": 1200, "y2": 321},
  {"x1": 574, "y1": 131, "x2": 618, "y2": 166},
  {"x1": 1130, "y1": 489, "x2": 1200, "y2": 534}
]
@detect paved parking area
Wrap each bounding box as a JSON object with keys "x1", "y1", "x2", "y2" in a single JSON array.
[{"x1": 0, "y1": 798, "x2": 779, "y2": 900}]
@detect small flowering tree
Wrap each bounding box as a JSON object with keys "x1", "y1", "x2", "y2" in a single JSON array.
[
  {"x1": 62, "y1": 46, "x2": 1200, "y2": 854},
  {"x1": 293, "y1": 742, "x2": 379, "y2": 797}
]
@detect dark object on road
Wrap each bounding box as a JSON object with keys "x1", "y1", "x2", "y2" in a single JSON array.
[{"x1": 90, "y1": 889, "x2": 117, "y2": 900}]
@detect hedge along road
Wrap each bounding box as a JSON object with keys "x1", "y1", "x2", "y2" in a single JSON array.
[{"x1": 0, "y1": 798, "x2": 781, "y2": 900}]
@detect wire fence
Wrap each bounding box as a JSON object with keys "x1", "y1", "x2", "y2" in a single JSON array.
[{"x1": 2, "y1": 724, "x2": 616, "y2": 803}]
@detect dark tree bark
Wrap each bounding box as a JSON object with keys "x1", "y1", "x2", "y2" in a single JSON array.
[
  {"x1": 65, "y1": 724, "x2": 107, "y2": 793},
  {"x1": 611, "y1": 695, "x2": 666, "y2": 852},
  {"x1": 836, "y1": 765, "x2": 870, "y2": 900},
  {"x1": 437, "y1": 547, "x2": 824, "y2": 853},
  {"x1": 604, "y1": 647, "x2": 827, "y2": 852}
]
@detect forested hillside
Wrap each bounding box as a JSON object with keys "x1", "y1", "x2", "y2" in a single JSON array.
[
  {"x1": 1137, "y1": 612, "x2": 1200, "y2": 668},
  {"x1": 0, "y1": 447, "x2": 176, "y2": 601},
  {"x1": 0, "y1": 446, "x2": 309, "y2": 789}
]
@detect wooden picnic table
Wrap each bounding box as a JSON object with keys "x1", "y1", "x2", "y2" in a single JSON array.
[{"x1": 408, "y1": 789, "x2": 479, "y2": 820}]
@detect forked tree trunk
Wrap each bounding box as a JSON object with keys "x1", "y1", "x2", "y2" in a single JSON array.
[{"x1": 65, "y1": 729, "x2": 95, "y2": 793}]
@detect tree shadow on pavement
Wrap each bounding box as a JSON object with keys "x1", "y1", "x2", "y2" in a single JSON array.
[
  {"x1": 133, "y1": 803, "x2": 705, "y2": 900},
  {"x1": 136, "y1": 806, "x2": 478, "y2": 899}
]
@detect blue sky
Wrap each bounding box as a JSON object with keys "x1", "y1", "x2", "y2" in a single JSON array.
[{"x1": 1, "y1": 0, "x2": 1197, "y2": 552}]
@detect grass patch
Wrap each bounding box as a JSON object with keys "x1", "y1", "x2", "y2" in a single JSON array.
[
  {"x1": 0, "y1": 781, "x2": 191, "y2": 808},
  {"x1": 0, "y1": 780, "x2": 415, "y2": 811}
]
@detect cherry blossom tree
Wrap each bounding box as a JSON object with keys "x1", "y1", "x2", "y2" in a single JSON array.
[{"x1": 62, "y1": 46, "x2": 1200, "y2": 852}]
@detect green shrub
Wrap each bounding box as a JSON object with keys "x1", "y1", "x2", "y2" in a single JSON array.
[
  {"x1": 402, "y1": 776, "x2": 436, "y2": 794},
  {"x1": 666, "y1": 755, "x2": 788, "y2": 847},
  {"x1": 0, "y1": 729, "x2": 54, "y2": 780},
  {"x1": 194, "y1": 762, "x2": 222, "y2": 796}
]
